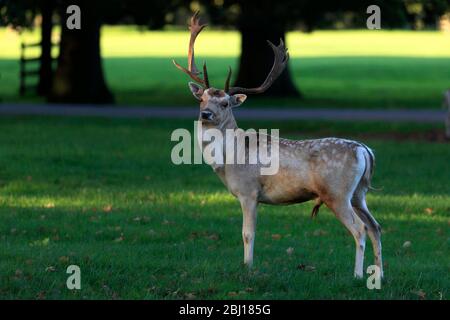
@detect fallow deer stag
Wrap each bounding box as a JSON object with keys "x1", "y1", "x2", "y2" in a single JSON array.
[{"x1": 173, "y1": 12, "x2": 383, "y2": 279}]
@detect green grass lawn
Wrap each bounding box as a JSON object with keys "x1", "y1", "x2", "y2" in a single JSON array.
[
  {"x1": 0, "y1": 116, "x2": 448, "y2": 299},
  {"x1": 1, "y1": 27, "x2": 449, "y2": 108}
]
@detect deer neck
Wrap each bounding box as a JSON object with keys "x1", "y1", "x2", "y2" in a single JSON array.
[
  {"x1": 197, "y1": 113, "x2": 239, "y2": 172},
  {"x1": 217, "y1": 113, "x2": 239, "y2": 132}
]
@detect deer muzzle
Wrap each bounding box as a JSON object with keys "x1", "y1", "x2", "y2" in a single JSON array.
[{"x1": 201, "y1": 110, "x2": 214, "y2": 121}]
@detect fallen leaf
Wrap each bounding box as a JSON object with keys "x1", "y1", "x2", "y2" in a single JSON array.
[
  {"x1": 44, "y1": 202, "x2": 55, "y2": 209},
  {"x1": 59, "y1": 256, "x2": 69, "y2": 263},
  {"x1": 424, "y1": 208, "x2": 434, "y2": 215},
  {"x1": 185, "y1": 292, "x2": 196, "y2": 299},
  {"x1": 411, "y1": 289, "x2": 426, "y2": 300},
  {"x1": 271, "y1": 234, "x2": 282, "y2": 240},
  {"x1": 114, "y1": 234, "x2": 124, "y2": 242},
  {"x1": 207, "y1": 233, "x2": 219, "y2": 241},
  {"x1": 45, "y1": 266, "x2": 56, "y2": 272},
  {"x1": 313, "y1": 229, "x2": 328, "y2": 236},
  {"x1": 228, "y1": 291, "x2": 238, "y2": 297},
  {"x1": 30, "y1": 237, "x2": 50, "y2": 247},
  {"x1": 403, "y1": 241, "x2": 412, "y2": 248},
  {"x1": 103, "y1": 205, "x2": 113, "y2": 213},
  {"x1": 286, "y1": 247, "x2": 294, "y2": 255},
  {"x1": 297, "y1": 264, "x2": 316, "y2": 272},
  {"x1": 36, "y1": 291, "x2": 46, "y2": 300}
]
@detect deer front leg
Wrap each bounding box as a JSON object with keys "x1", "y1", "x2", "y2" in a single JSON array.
[{"x1": 239, "y1": 196, "x2": 258, "y2": 268}]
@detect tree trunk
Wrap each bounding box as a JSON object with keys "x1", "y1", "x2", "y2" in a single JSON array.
[
  {"x1": 445, "y1": 90, "x2": 450, "y2": 140},
  {"x1": 235, "y1": 27, "x2": 301, "y2": 97},
  {"x1": 37, "y1": 0, "x2": 54, "y2": 96},
  {"x1": 50, "y1": 2, "x2": 113, "y2": 104},
  {"x1": 233, "y1": 0, "x2": 301, "y2": 97}
]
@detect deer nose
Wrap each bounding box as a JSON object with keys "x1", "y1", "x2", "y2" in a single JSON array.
[{"x1": 201, "y1": 111, "x2": 214, "y2": 120}]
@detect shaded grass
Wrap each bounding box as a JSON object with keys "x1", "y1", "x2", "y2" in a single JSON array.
[
  {"x1": 1, "y1": 28, "x2": 449, "y2": 108},
  {"x1": 0, "y1": 116, "x2": 448, "y2": 299}
]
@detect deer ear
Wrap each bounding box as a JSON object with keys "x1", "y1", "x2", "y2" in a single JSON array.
[
  {"x1": 230, "y1": 94, "x2": 247, "y2": 107},
  {"x1": 188, "y1": 82, "x2": 204, "y2": 100}
]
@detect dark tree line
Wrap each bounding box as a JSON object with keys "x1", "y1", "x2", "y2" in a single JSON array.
[{"x1": 1, "y1": 0, "x2": 449, "y2": 104}]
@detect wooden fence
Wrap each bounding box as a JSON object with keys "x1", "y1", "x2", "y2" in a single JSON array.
[{"x1": 19, "y1": 41, "x2": 58, "y2": 96}]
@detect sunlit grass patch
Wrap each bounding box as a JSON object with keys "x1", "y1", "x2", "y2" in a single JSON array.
[
  {"x1": 1, "y1": 28, "x2": 449, "y2": 108},
  {"x1": 2, "y1": 28, "x2": 450, "y2": 58}
]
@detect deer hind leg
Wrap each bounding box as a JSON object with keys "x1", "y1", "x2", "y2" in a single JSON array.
[
  {"x1": 328, "y1": 199, "x2": 367, "y2": 278},
  {"x1": 352, "y1": 189, "x2": 383, "y2": 278},
  {"x1": 239, "y1": 195, "x2": 258, "y2": 268}
]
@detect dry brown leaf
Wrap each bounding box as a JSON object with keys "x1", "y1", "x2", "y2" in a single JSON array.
[
  {"x1": 297, "y1": 264, "x2": 316, "y2": 272},
  {"x1": 271, "y1": 234, "x2": 282, "y2": 240},
  {"x1": 114, "y1": 234, "x2": 124, "y2": 242},
  {"x1": 207, "y1": 233, "x2": 219, "y2": 241},
  {"x1": 313, "y1": 229, "x2": 328, "y2": 236},
  {"x1": 36, "y1": 291, "x2": 46, "y2": 300},
  {"x1": 59, "y1": 256, "x2": 69, "y2": 263},
  {"x1": 185, "y1": 292, "x2": 196, "y2": 299},
  {"x1": 305, "y1": 265, "x2": 316, "y2": 272},
  {"x1": 411, "y1": 289, "x2": 426, "y2": 300}
]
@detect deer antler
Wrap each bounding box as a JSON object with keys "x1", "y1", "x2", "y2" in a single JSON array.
[
  {"x1": 224, "y1": 66, "x2": 232, "y2": 93},
  {"x1": 226, "y1": 39, "x2": 289, "y2": 95},
  {"x1": 172, "y1": 11, "x2": 210, "y2": 88}
]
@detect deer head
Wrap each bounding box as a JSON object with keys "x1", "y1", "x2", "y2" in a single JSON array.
[{"x1": 173, "y1": 11, "x2": 289, "y2": 127}]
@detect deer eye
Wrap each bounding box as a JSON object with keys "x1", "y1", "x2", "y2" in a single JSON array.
[{"x1": 220, "y1": 101, "x2": 229, "y2": 108}]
